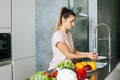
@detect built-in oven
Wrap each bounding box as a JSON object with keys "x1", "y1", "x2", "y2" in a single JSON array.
[{"x1": 0, "y1": 33, "x2": 11, "y2": 61}]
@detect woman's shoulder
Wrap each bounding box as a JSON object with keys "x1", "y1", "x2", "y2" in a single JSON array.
[
  {"x1": 53, "y1": 30, "x2": 64, "y2": 36},
  {"x1": 52, "y1": 30, "x2": 65, "y2": 41}
]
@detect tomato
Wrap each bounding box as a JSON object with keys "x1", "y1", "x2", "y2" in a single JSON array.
[
  {"x1": 44, "y1": 71, "x2": 51, "y2": 77},
  {"x1": 76, "y1": 68, "x2": 86, "y2": 80},
  {"x1": 51, "y1": 71, "x2": 58, "y2": 78},
  {"x1": 84, "y1": 64, "x2": 92, "y2": 71}
]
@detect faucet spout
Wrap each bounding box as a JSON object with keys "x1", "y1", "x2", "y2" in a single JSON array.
[{"x1": 93, "y1": 23, "x2": 111, "y2": 60}]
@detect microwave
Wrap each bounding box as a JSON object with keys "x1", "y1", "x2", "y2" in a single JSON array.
[{"x1": 0, "y1": 33, "x2": 11, "y2": 60}]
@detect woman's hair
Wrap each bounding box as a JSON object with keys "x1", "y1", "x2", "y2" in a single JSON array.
[{"x1": 55, "y1": 7, "x2": 76, "y2": 31}]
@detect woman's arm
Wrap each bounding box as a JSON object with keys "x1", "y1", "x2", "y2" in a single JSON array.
[
  {"x1": 74, "y1": 49, "x2": 98, "y2": 60},
  {"x1": 56, "y1": 42, "x2": 98, "y2": 60}
]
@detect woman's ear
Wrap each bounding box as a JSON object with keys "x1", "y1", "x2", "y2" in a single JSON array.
[{"x1": 62, "y1": 17, "x2": 66, "y2": 23}]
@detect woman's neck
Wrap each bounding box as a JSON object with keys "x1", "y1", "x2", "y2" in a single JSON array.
[{"x1": 61, "y1": 27, "x2": 68, "y2": 34}]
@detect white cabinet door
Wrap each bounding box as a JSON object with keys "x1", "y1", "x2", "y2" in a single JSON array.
[
  {"x1": 0, "y1": 0, "x2": 11, "y2": 28},
  {"x1": 12, "y1": 57, "x2": 36, "y2": 80},
  {"x1": 12, "y1": 0, "x2": 35, "y2": 60},
  {"x1": 0, "y1": 64, "x2": 12, "y2": 80}
]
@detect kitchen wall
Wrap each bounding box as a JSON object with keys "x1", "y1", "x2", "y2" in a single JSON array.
[
  {"x1": 36, "y1": 0, "x2": 67, "y2": 71},
  {"x1": 97, "y1": 0, "x2": 118, "y2": 58}
]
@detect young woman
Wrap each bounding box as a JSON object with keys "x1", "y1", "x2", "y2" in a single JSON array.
[{"x1": 48, "y1": 7, "x2": 98, "y2": 70}]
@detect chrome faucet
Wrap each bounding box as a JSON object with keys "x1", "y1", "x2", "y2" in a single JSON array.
[{"x1": 93, "y1": 23, "x2": 111, "y2": 60}]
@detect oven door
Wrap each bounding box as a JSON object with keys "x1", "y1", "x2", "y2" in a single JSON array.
[{"x1": 0, "y1": 33, "x2": 11, "y2": 60}]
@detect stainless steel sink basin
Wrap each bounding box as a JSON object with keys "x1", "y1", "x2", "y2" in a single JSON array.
[{"x1": 96, "y1": 62, "x2": 108, "y2": 68}]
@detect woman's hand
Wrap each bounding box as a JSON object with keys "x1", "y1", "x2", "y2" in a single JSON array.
[{"x1": 88, "y1": 52, "x2": 98, "y2": 60}]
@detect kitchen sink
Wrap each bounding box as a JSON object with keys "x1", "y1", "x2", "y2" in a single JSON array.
[{"x1": 96, "y1": 62, "x2": 108, "y2": 68}]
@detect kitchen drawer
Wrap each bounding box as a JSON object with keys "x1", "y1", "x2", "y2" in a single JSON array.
[{"x1": 0, "y1": 64, "x2": 12, "y2": 80}]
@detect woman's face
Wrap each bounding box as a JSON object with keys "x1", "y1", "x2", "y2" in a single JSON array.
[{"x1": 63, "y1": 15, "x2": 76, "y2": 30}]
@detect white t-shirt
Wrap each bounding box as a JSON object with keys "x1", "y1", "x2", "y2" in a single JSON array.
[{"x1": 48, "y1": 30, "x2": 74, "y2": 70}]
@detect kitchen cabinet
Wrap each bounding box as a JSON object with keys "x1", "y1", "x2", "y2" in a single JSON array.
[
  {"x1": 11, "y1": 0, "x2": 36, "y2": 80},
  {"x1": 12, "y1": 57, "x2": 36, "y2": 80},
  {"x1": 97, "y1": 0, "x2": 118, "y2": 58},
  {"x1": 12, "y1": 0, "x2": 35, "y2": 60},
  {"x1": 0, "y1": 64, "x2": 12, "y2": 80},
  {"x1": 0, "y1": 0, "x2": 11, "y2": 28}
]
